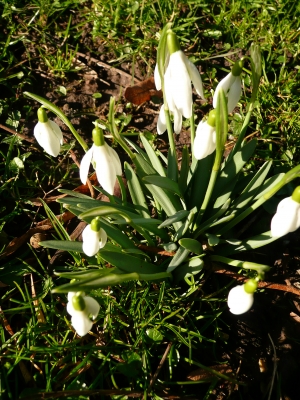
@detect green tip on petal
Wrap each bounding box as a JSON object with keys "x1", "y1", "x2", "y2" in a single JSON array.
[
  {"x1": 292, "y1": 186, "x2": 300, "y2": 203},
  {"x1": 37, "y1": 107, "x2": 48, "y2": 123},
  {"x1": 72, "y1": 293, "x2": 86, "y2": 311},
  {"x1": 166, "y1": 30, "x2": 181, "y2": 55},
  {"x1": 92, "y1": 125, "x2": 105, "y2": 147},
  {"x1": 207, "y1": 109, "x2": 216, "y2": 127},
  {"x1": 231, "y1": 59, "x2": 244, "y2": 77},
  {"x1": 91, "y1": 217, "x2": 101, "y2": 232},
  {"x1": 244, "y1": 279, "x2": 258, "y2": 294}
]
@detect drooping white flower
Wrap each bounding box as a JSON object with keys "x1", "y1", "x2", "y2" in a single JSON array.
[
  {"x1": 156, "y1": 102, "x2": 182, "y2": 135},
  {"x1": 213, "y1": 60, "x2": 243, "y2": 114},
  {"x1": 271, "y1": 195, "x2": 300, "y2": 237},
  {"x1": 34, "y1": 108, "x2": 63, "y2": 157},
  {"x1": 227, "y1": 285, "x2": 254, "y2": 315},
  {"x1": 164, "y1": 50, "x2": 205, "y2": 119},
  {"x1": 80, "y1": 143, "x2": 122, "y2": 195},
  {"x1": 67, "y1": 292, "x2": 100, "y2": 336},
  {"x1": 82, "y1": 223, "x2": 107, "y2": 257},
  {"x1": 193, "y1": 119, "x2": 216, "y2": 160},
  {"x1": 154, "y1": 31, "x2": 205, "y2": 135}
]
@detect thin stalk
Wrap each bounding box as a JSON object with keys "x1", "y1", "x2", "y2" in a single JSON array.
[
  {"x1": 193, "y1": 169, "x2": 218, "y2": 228},
  {"x1": 190, "y1": 108, "x2": 196, "y2": 155},
  {"x1": 108, "y1": 97, "x2": 135, "y2": 160},
  {"x1": 164, "y1": 107, "x2": 178, "y2": 181},
  {"x1": 193, "y1": 89, "x2": 227, "y2": 228},
  {"x1": 209, "y1": 255, "x2": 270, "y2": 272},
  {"x1": 23, "y1": 92, "x2": 88, "y2": 152}
]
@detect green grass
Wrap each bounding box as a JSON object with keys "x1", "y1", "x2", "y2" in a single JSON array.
[{"x1": 1, "y1": 0, "x2": 300, "y2": 398}]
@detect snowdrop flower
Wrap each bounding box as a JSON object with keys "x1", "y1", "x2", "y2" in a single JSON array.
[
  {"x1": 271, "y1": 187, "x2": 300, "y2": 237},
  {"x1": 155, "y1": 31, "x2": 205, "y2": 135},
  {"x1": 193, "y1": 110, "x2": 216, "y2": 160},
  {"x1": 213, "y1": 60, "x2": 244, "y2": 114},
  {"x1": 34, "y1": 107, "x2": 63, "y2": 157},
  {"x1": 82, "y1": 218, "x2": 107, "y2": 257},
  {"x1": 228, "y1": 279, "x2": 257, "y2": 315},
  {"x1": 67, "y1": 292, "x2": 100, "y2": 336},
  {"x1": 80, "y1": 125, "x2": 122, "y2": 195}
]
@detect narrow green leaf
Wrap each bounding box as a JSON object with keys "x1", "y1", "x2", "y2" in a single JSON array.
[
  {"x1": 158, "y1": 210, "x2": 190, "y2": 228},
  {"x1": 143, "y1": 175, "x2": 182, "y2": 196},
  {"x1": 41, "y1": 200, "x2": 70, "y2": 241},
  {"x1": 98, "y1": 219, "x2": 136, "y2": 249},
  {"x1": 41, "y1": 240, "x2": 83, "y2": 252},
  {"x1": 212, "y1": 139, "x2": 257, "y2": 208},
  {"x1": 173, "y1": 256, "x2": 204, "y2": 282},
  {"x1": 167, "y1": 146, "x2": 178, "y2": 182},
  {"x1": 140, "y1": 134, "x2": 166, "y2": 176},
  {"x1": 178, "y1": 145, "x2": 190, "y2": 194},
  {"x1": 194, "y1": 198, "x2": 231, "y2": 236},
  {"x1": 179, "y1": 238, "x2": 203, "y2": 255},
  {"x1": 79, "y1": 206, "x2": 132, "y2": 221},
  {"x1": 230, "y1": 160, "x2": 272, "y2": 210},
  {"x1": 58, "y1": 189, "x2": 95, "y2": 199},
  {"x1": 134, "y1": 154, "x2": 184, "y2": 228},
  {"x1": 125, "y1": 137, "x2": 149, "y2": 162},
  {"x1": 117, "y1": 175, "x2": 127, "y2": 203},
  {"x1": 99, "y1": 250, "x2": 164, "y2": 274},
  {"x1": 124, "y1": 162, "x2": 150, "y2": 218},
  {"x1": 253, "y1": 173, "x2": 285, "y2": 200},
  {"x1": 217, "y1": 231, "x2": 278, "y2": 255},
  {"x1": 188, "y1": 153, "x2": 215, "y2": 209},
  {"x1": 167, "y1": 246, "x2": 190, "y2": 272}
]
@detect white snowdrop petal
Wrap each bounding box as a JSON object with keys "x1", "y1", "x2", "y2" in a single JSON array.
[
  {"x1": 228, "y1": 285, "x2": 254, "y2": 315},
  {"x1": 93, "y1": 145, "x2": 117, "y2": 195},
  {"x1": 169, "y1": 51, "x2": 193, "y2": 118},
  {"x1": 164, "y1": 66, "x2": 176, "y2": 113},
  {"x1": 99, "y1": 228, "x2": 108, "y2": 249},
  {"x1": 271, "y1": 197, "x2": 300, "y2": 237},
  {"x1": 71, "y1": 312, "x2": 93, "y2": 336},
  {"x1": 213, "y1": 72, "x2": 235, "y2": 108},
  {"x1": 34, "y1": 121, "x2": 61, "y2": 157},
  {"x1": 157, "y1": 105, "x2": 167, "y2": 135},
  {"x1": 173, "y1": 107, "x2": 182, "y2": 134},
  {"x1": 67, "y1": 292, "x2": 76, "y2": 303},
  {"x1": 154, "y1": 64, "x2": 161, "y2": 90},
  {"x1": 227, "y1": 76, "x2": 242, "y2": 113},
  {"x1": 66, "y1": 301, "x2": 75, "y2": 316},
  {"x1": 185, "y1": 58, "x2": 205, "y2": 100},
  {"x1": 84, "y1": 296, "x2": 101, "y2": 319},
  {"x1": 193, "y1": 121, "x2": 216, "y2": 160},
  {"x1": 79, "y1": 146, "x2": 94, "y2": 184},
  {"x1": 82, "y1": 225, "x2": 100, "y2": 256},
  {"x1": 105, "y1": 143, "x2": 122, "y2": 176},
  {"x1": 49, "y1": 120, "x2": 64, "y2": 144}
]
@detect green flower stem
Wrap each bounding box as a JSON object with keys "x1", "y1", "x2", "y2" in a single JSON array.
[
  {"x1": 108, "y1": 97, "x2": 135, "y2": 160},
  {"x1": 24, "y1": 91, "x2": 88, "y2": 152},
  {"x1": 190, "y1": 108, "x2": 196, "y2": 155},
  {"x1": 219, "y1": 163, "x2": 300, "y2": 235},
  {"x1": 193, "y1": 89, "x2": 227, "y2": 228},
  {"x1": 193, "y1": 169, "x2": 218, "y2": 228},
  {"x1": 209, "y1": 255, "x2": 270, "y2": 273},
  {"x1": 164, "y1": 107, "x2": 178, "y2": 181},
  {"x1": 227, "y1": 103, "x2": 253, "y2": 162}
]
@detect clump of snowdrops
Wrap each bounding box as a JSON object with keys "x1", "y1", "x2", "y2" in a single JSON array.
[{"x1": 24, "y1": 24, "x2": 300, "y2": 336}]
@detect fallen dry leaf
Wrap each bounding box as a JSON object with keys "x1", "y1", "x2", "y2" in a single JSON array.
[{"x1": 124, "y1": 77, "x2": 162, "y2": 105}]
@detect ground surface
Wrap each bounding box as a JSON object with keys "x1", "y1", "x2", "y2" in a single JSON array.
[{"x1": 2, "y1": 3, "x2": 300, "y2": 399}]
